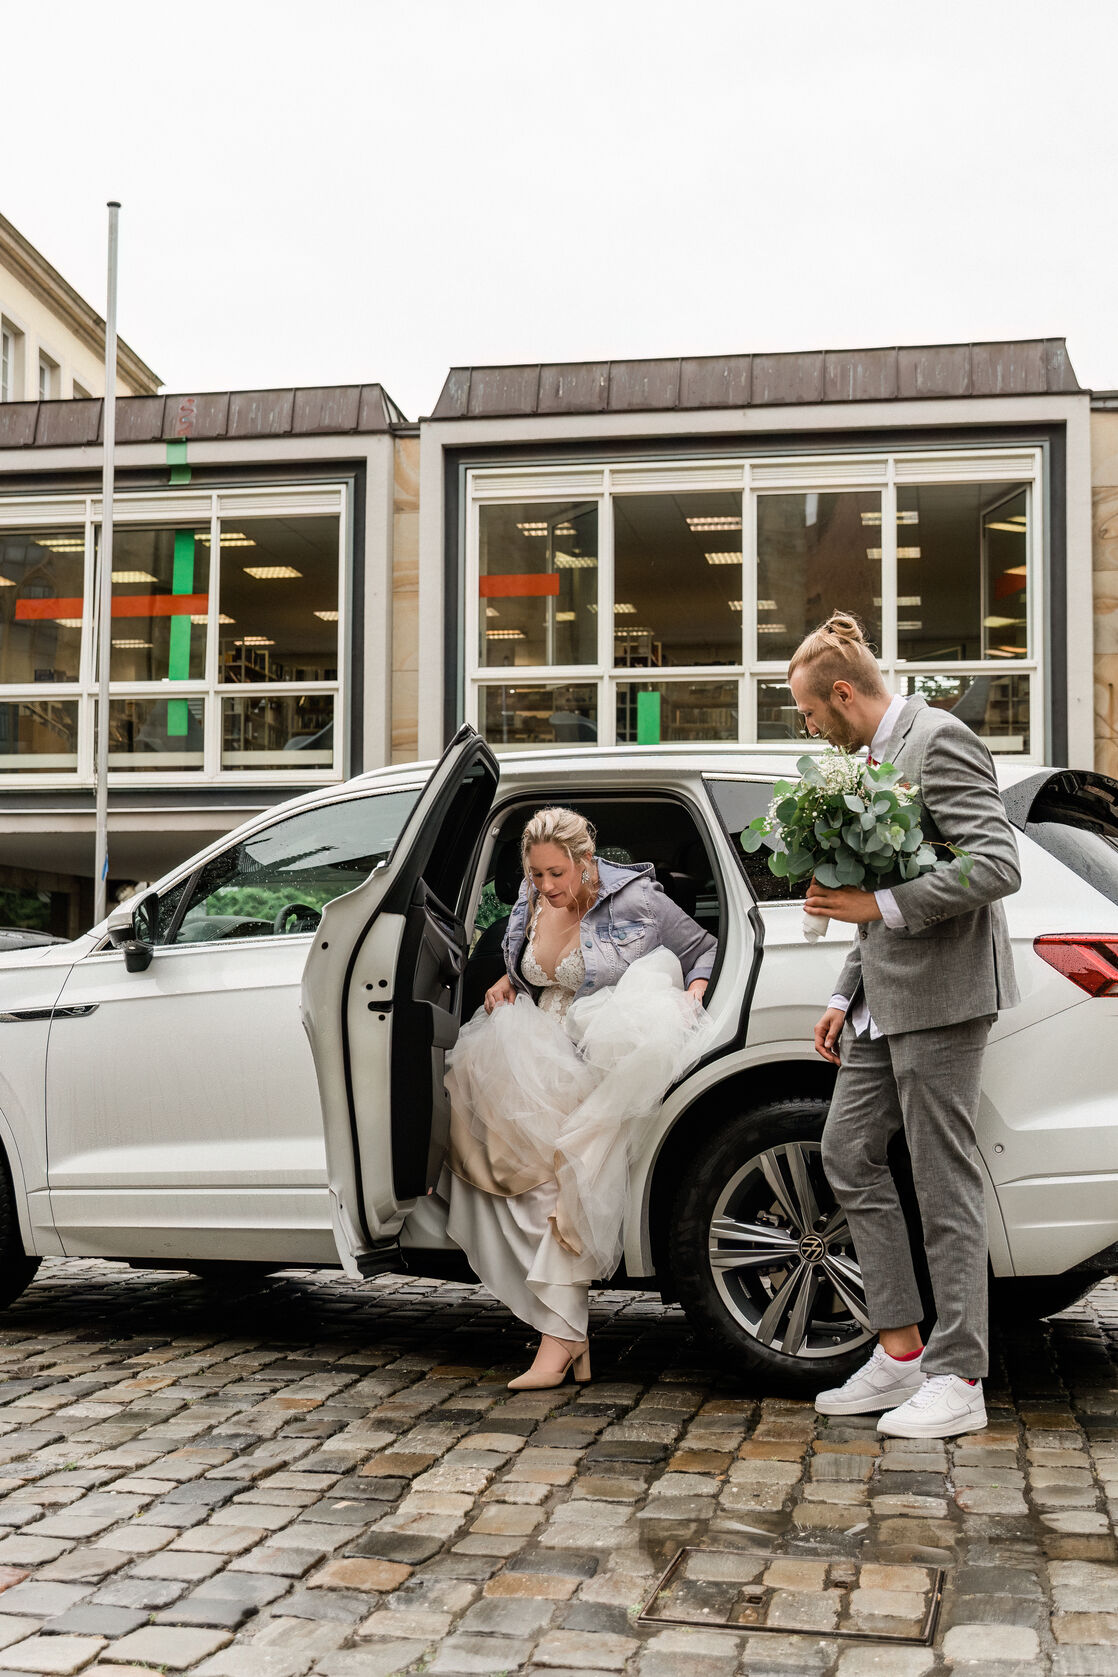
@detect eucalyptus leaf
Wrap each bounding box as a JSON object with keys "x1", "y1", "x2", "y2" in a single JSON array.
[
  {"x1": 835, "y1": 853, "x2": 866, "y2": 886},
  {"x1": 814, "y1": 862, "x2": 840, "y2": 888}
]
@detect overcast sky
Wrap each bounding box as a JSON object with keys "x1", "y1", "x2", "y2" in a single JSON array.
[{"x1": 6, "y1": 1, "x2": 1117, "y2": 418}]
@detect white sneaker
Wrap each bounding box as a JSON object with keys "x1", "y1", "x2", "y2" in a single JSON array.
[
  {"x1": 878, "y1": 1374, "x2": 987, "y2": 1439},
  {"x1": 815, "y1": 1345, "x2": 925, "y2": 1416}
]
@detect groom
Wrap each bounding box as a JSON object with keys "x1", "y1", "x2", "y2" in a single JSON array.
[{"x1": 788, "y1": 612, "x2": 1021, "y2": 1439}]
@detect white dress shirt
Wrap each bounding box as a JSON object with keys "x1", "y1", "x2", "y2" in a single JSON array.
[{"x1": 829, "y1": 693, "x2": 907, "y2": 1039}]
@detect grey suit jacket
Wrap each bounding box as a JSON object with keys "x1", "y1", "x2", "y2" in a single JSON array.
[{"x1": 834, "y1": 696, "x2": 1022, "y2": 1034}]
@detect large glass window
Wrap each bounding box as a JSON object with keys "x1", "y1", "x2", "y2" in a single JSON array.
[
  {"x1": 469, "y1": 455, "x2": 1041, "y2": 760},
  {"x1": 218, "y1": 516, "x2": 339, "y2": 682},
  {"x1": 0, "y1": 699, "x2": 79, "y2": 770},
  {"x1": 756, "y1": 679, "x2": 803, "y2": 742},
  {"x1": 103, "y1": 526, "x2": 209, "y2": 682},
  {"x1": 0, "y1": 529, "x2": 84, "y2": 684},
  {"x1": 106, "y1": 697, "x2": 205, "y2": 771},
  {"x1": 0, "y1": 488, "x2": 347, "y2": 781},
  {"x1": 481, "y1": 682, "x2": 597, "y2": 747},
  {"x1": 616, "y1": 679, "x2": 738, "y2": 743},
  {"x1": 903, "y1": 672, "x2": 1031, "y2": 754},
  {"x1": 756, "y1": 491, "x2": 882, "y2": 662},
  {"x1": 896, "y1": 483, "x2": 1029, "y2": 661},
  {"x1": 612, "y1": 493, "x2": 743, "y2": 666},
  {"x1": 478, "y1": 503, "x2": 597, "y2": 668},
  {"x1": 222, "y1": 693, "x2": 335, "y2": 768}
]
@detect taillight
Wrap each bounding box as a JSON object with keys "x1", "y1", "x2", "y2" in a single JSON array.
[{"x1": 1034, "y1": 934, "x2": 1118, "y2": 997}]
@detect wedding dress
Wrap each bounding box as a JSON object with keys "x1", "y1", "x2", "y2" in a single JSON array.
[{"x1": 440, "y1": 920, "x2": 715, "y2": 1340}]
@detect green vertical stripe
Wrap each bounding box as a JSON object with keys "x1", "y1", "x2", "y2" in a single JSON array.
[
  {"x1": 167, "y1": 439, "x2": 191, "y2": 483},
  {"x1": 636, "y1": 690, "x2": 661, "y2": 744},
  {"x1": 166, "y1": 530, "x2": 194, "y2": 737},
  {"x1": 166, "y1": 697, "x2": 189, "y2": 737}
]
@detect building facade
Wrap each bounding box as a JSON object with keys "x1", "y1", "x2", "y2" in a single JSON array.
[
  {"x1": 418, "y1": 341, "x2": 1092, "y2": 772},
  {"x1": 0, "y1": 337, "x2": 1110, "y2": 931},
  {"x1": 0, "y1": 215, "x2": 159, "y2": 404},
  {"x1": 0, "y1": 385, "x2": 406, "y2": 930}
]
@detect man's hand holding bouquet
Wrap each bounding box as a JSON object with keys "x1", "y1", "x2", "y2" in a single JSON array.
[{"x1": 741, "y1": 748, "x2": 971, "y2": 940}]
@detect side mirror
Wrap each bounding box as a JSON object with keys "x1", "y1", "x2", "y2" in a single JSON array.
[{"x1": 106, "y1": 891, "x2": 159, "y2": 973}]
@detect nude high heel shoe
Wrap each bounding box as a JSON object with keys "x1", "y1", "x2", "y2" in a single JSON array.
[{"x1": 507, "y1": 1338, "x2": 591, "y2": 1390}]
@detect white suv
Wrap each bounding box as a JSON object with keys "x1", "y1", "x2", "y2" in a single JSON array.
[{"x1": 2, "y1": 726, "x2": 1116, "y2": 1393}]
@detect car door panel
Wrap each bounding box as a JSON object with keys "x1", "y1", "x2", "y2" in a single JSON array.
[
  {"x1": 303, "y1": 726, "x2": 498, "y2": 1277},
  {"x1": 44, "y1": 787, "x2": 421, "y2": 1262},
  {"x1": 45, "y1": 936, "x2": 332, "y2": 1260}
]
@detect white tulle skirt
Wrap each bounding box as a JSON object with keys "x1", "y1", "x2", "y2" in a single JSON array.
[{"x1": 442, "y1": 948, "x2": 715, "y2": 1339}]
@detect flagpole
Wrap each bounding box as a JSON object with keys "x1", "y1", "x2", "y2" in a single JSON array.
[{"x1": 93, "y1": 200, "x2": 120, "y2": 926}]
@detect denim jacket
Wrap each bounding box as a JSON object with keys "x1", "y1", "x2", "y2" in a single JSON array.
[{"x1": 501, "y1": 858, "x2": 718, "y2": 1003}]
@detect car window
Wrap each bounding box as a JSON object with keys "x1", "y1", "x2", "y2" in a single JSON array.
[
  {"x1": 166, "y1": 789, "x2": 419, "y2": 945},
  {"x1": 705, "y1": 777, "x2": 809, "y2": 903}
]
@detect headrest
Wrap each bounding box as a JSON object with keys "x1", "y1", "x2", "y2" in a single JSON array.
[{"x1": 494, "y1": 840, "x2": 525, "y2": 906}]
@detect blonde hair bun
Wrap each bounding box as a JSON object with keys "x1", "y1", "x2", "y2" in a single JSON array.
[{"x1": 788, "y1": 610, "x2": 886, "y2": 699}]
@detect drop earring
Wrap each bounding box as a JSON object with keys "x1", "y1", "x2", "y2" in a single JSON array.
[{"x1": 581, "y1": 869, "x2": 590, "y2": 884}]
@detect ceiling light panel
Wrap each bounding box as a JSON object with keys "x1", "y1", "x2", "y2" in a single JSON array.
[
  {"x1": 243, "y1": 565, "x2": 302, "y2": 579},
  {"x1": 705, "y1": 552, "x2": 742, "y2": 565}
]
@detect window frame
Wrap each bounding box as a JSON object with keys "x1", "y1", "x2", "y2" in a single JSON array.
[
  {"x1": 0, "y1": 483, "x2": 349, "y2": 787},
  {"x1": 92, "y1": 781, "x2": 425, "y2": 957},
  {"x1": 37, "y1": 352, "x2": 58, "y2": 402},
  {"x1": 464, "y1": 447, "x2": 1045, "y2": 762}
]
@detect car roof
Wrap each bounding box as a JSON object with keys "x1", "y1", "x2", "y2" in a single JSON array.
[
  {"x1": 115, "y1": 740, "x2": 1059, "y2": 937},
  {"x1": 339, "y1": 741, "x2": 1048, "y2": 795}
]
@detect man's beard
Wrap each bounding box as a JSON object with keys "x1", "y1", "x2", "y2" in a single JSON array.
[{"x1": 812, "y1": 702, "x2": 860, "y2": 750}]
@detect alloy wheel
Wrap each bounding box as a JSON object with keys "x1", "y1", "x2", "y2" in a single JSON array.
[{"x1": 707, "y1": 1139, "x2": 872, "y2": 1361}]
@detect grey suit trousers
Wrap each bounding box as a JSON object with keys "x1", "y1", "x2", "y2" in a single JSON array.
[{"x1": 821, "y1": 1015, "x2": 994, "y2": 1379}]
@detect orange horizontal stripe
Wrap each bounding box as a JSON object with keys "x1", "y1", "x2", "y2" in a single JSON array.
[
  {"x1": 15, "y1": 594, "x2": 210, "y2": 621},
  {"x1": 479, "y1": 573, "x2": 561, "y2": 598}
]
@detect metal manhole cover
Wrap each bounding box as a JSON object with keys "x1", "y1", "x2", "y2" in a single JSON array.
[{"x1": 637, "y1": 1547, "x2": 945, "y2": 1645}]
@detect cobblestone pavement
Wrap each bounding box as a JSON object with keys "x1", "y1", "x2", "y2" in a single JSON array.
[{"x1": 0, "y1": 1262, "x2": 1111, "y2": 1677}]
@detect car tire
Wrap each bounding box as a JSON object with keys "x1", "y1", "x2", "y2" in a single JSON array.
[
  {"x1": 670, "y1": 1098, "x2": 876, "y2": 1394},
  {"x1": 990, "y1": 1273, "x2": 1097, "y2": 1323},
  {"x1": 0, "y1": 1154, "x2": 39, "y2": 1310}
]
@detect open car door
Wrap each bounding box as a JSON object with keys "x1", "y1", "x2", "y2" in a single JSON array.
[{"x1": 302, "y1": 726, "x2": 499, "y2": 1276}]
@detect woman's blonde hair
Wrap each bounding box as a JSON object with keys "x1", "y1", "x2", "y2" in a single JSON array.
[
  {"x1": 520, "y1": 806, "x2": 596, "y2": 876},
  {"x1": 787, "y1": 611, "x2": 887, "y2": 700}
]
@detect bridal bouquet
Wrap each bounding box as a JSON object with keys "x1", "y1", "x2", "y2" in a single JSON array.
[{"x1": 740, "y1": 748, "x2": 971, "y2": 940}]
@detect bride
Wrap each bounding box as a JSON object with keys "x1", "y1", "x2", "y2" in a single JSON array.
[{"x1": 441, "y1": 806, "x2": 717, "y2": 1390}]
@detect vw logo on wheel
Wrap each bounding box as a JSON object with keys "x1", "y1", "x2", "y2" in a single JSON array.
[{"x1": 798, "y1": 1233, "x2": 826, "y2": 1264}]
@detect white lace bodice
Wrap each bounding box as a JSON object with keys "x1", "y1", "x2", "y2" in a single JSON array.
[{"x1": 521, "y1": 918, "x2": 585, "y2": 1020}]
